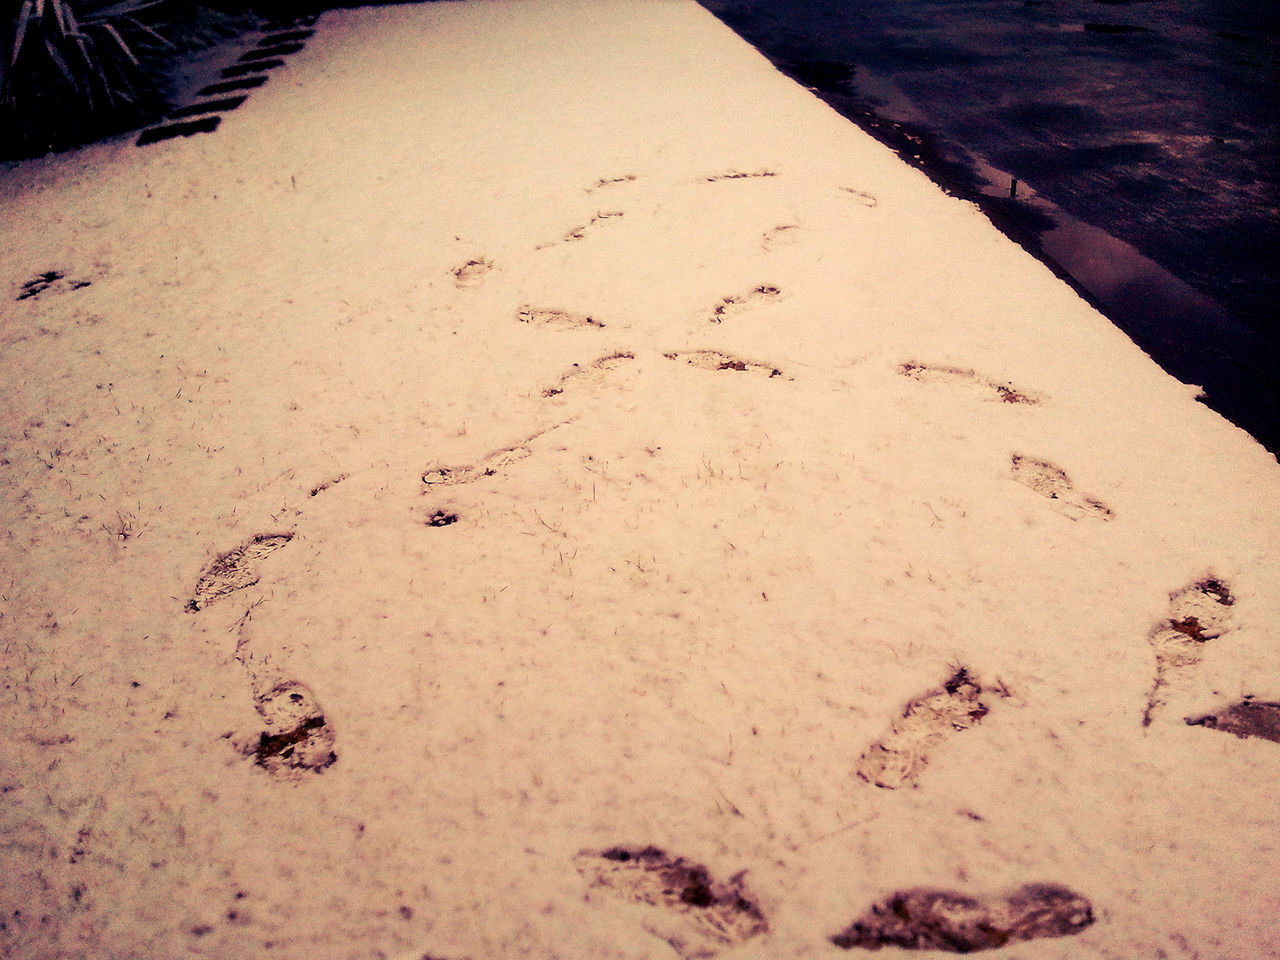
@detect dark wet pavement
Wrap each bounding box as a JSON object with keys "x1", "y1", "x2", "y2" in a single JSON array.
[{"x1": 698, "y1": 0, "x2": 1279, "y2": 455}]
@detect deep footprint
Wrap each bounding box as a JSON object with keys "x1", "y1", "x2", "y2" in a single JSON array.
[
  {"x1": 1143, "y1": 576, "x2": 1235, "y2": 726},
  {"x1": 898, "y1": 362, "x2": 1039, "y2": 404},
  {"x1": 1185, "y1": 700, "x2": 1280, "y2": 743},
  {"x1": 663, "y1": 350, "x2": 783, "y2": 378},
  {"x1": 830, "y1": 884, "x2": 1095, "y2": 952},
  {"x1": 249, "y1": 680, "x2": 337, "y2": 776},
  {"x1": 187, "y1": 532, "x2": 294, "y2": 611},
  {"x1": 1010, "y1": 455, "x2": 1112, "y2": 520},
  {"x1": 575, "y1": 846, "x2": 768, "y2": 958},
  {"x1": 855, "y1": 667, "x2": 992, "y2": 789}
]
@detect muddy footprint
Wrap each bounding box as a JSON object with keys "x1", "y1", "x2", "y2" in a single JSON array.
[
  {"x1": 830, "y1": 883, "x2": 1095, "y2": 952},
  {"x1": 1185, "y1": 699, "x2": 1280, "y2": 744},
  {"x1": 248, "y1": 679, "x2": 337, "y2": 776},
  {"x1": 232, "y1": 607, "x2": 337, "y2": 777},
  {"x1": 187, "y1": 532, "x2": 294, "y2": 611},
  {"x1": 575, "y1": 846, "x2": 768, "y2": 958},
  {"x1": 1143, "y1": 575, "x2": 1235, "y2": 726},
  {"x1": 855, "y1": 667, "x2": 993, "y2": 790},
  {"x1": 1010, "y1": 455, "x2": 1112, "y2": 521}
]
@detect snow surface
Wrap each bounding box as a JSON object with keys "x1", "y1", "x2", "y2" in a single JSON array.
[{"x1": 2, "y1": 2, "x2": 1278, "y2": 958}]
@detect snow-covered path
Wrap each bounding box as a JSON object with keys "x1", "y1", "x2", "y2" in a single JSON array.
[{"x1": 2, "y1": 2, "x2": 1278, "y2": 958}]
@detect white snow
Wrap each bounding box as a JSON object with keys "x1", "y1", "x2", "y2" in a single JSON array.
[{"x1": 2, "y1": 1, "x2": 1278, "y2": 958}]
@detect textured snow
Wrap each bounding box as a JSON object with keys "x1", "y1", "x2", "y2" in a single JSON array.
[{"x1": 2, "y1": 2, "x2": 1278, "y2": 958}]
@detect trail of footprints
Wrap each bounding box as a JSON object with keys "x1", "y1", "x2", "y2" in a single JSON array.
[
  {"x1": 896, "y1": 361, "x2": 1110, "y2": 520},
  {"x1": 570, "y1": 837, "x2": 1094, "y2": 955},
  {"x1": 187, "y1": 493, "x2": 344, "y2": 778},
  {"x1": 162, "y1": 171, "x2": 1270, "y2": 952}
]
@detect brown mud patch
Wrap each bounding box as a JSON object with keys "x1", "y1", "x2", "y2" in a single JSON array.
[
  {"x1": 576, "y1": 846, "x2": 767, "y2": 957},
  {"x1": 831, "y1": 884, "x2": 1094, "y2": 952}
]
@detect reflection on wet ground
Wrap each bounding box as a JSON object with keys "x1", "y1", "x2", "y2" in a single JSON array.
[{"x1": 698, "y1": 0, "x2": 1280, "y2": 455}]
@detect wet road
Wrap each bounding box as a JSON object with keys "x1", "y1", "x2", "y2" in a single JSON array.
[{"x1": 698, "y1": 0, "x2": 1280, "y2": 454}]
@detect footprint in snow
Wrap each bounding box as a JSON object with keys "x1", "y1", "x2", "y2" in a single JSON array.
[
  {"x1": 586, "y1": 174, "x2": 638, "y2": 192},
  {"x1": 233, "y1": 608, "x2": 337, "y2": 778},
  {"x1": 761, "y1": 223, "x2": 800, "y2": 251},
  {"x1": 663, "y1": 350, "x2": 784, "y2": 379},
  {"x1": 1143, "y1": 575, "x2": 1235, "y2": 727},
  {"x1": 1010, "y1": 455, "x2": 1112, "y2": 521},
  {"x1": 575, "y1": 846, "x2": 768, "y2": 958},
  {"x1": 421, "y1": 424, "x2": 567, "y2": 487},
  {"x1": 705, "y1": 169, "x2": 778, "y2": 182},
  {"x1": 187, "y1": 532, "x2": 294, "y2": 611},
  {"x1": 830, "y1": 883, "x2": 1095, "y2": 952},
  {"x1": 247, "y1": 679, "x2": 337, "y2": 777},
  {"x1": 554, "y1": 210, "x2": 624, "y2": 245},
  {"x1": 838, "y1": 186, "x2": 879, "y2": 207},
  {"x1": 422, "y1": 444, "x2": 532, "y2": 486},
  {"x1": 854, "y1": 667, "x2": 996, "y2": 790},
  {"x1": 542, "y1": 351, "x2": 635, "y2": 398},
  {"x1": 517, "y1": 306, "x2": 605, "y2": 328},
  {"x1": 309, "y1": 473, "x2": 348, "y2": 497},
  {"x1": 710, "y1": 285, "x2": 781, "y2": 323},
  {"x1": 1185, "y1": 699, "x2": 1280, "y2": 744},
  {"x1": 451, "y1": 257, "x2": 493, "y2": 288},
  {"x1": 898, "y1": 362, "x2": 1040, "y2": 404}
]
